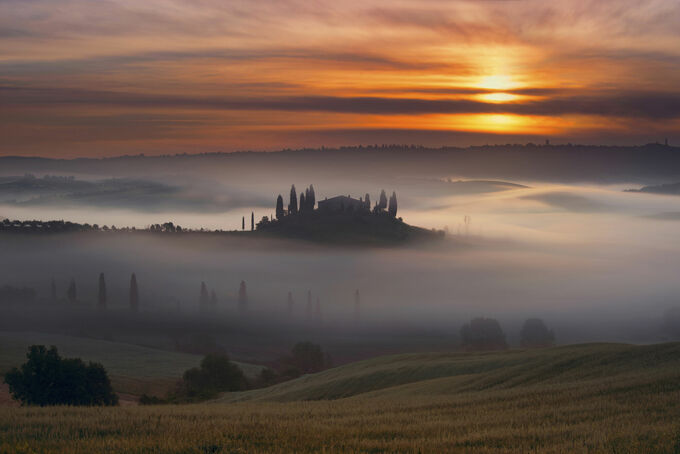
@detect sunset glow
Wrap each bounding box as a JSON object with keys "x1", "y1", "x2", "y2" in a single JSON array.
[{"x1": 1, "y1": 0, "x2": 679, "y2": 157}]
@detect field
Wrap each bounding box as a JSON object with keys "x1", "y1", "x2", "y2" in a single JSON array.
[
  {"x1": 0, "y1": 331, "x2": 262, "y2": 397},
  {"x1": 1, "y1": 343, "x2": 679, "y2": 453}
]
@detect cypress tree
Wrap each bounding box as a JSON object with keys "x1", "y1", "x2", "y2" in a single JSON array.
[
  {"x1": 67, "y1": 278, "x2": 77, "y2": 303},
  {"x1": 50, "y1": 278, "x2": 57, "y2": 302},
  {"x1": 97, "y1": 272, "x2": 107, "y2": 310},
  {"x1": 364, "y1": 193, "x2": 371, "y2": 211},
  {"x1": 129, "y1": 273, "x2": 139, "y2": 312},
  {"x1": 276, "y1": 195, "x2": 284, "y2": 220},
  {"x1": 199, "y1": 281, "x2": 209, "y2": 311},
  {"x1": 299, "y1": 193, "x2": 306, "y2": 214},
  {"x1": 308, "y1": 185, "x2": 316, "y2": 210},
  {"x1": 287, "y1": 291, "x2": 294, "y2": 315},
  {"x1": 388, "y1": 191, "x2": 398, "y2": 217},
  {"x1": 251, "y1": 212, "x2": 254, "y2": 231},
  {"x1": 289, "y1": 185, "x2": 298, "y2": 215},
  {"x1": 354, "y1": 289, "x2": 360, "y2": 322},
  {"x1": 242, "y1": 216, "x2": 245, "y2": 230},
  {"x1": 238, "y1": 280, "x2": 248, "y2": 313},
  {"x1": 378, "y1": 189, "x2": 387, "y2": 211},
  {"x1": 306, "y1": 290, "x2": 313, "y2": 319}
]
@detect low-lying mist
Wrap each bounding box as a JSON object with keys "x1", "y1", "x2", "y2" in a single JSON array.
[{"x1": 2, "y1": 161, "x2": 680, "y2": 361}]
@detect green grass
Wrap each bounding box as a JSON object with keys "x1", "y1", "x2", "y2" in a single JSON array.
[
  {"x1": 1, "y1": 343, "x2": 679, "y2": 453},
  {"x1": 0, "y1": 331, "x2": 262, "y2": 396}
]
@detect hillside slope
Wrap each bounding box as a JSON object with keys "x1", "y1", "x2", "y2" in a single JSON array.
[{"x1": 217, "y1": 343, "x2": 680, "y2": 402}]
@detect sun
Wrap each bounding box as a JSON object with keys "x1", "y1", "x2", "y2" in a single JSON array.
[{"x1": 477, "y1": 74, "x2": 516, "y2": 91}]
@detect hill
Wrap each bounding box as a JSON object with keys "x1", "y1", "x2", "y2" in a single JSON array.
[
  {"x1": 1, "y1": 343, "x2": 679, "y2": 452},
  {"x1": 217, "y1": 342, "x2": 680, "y2": 402},
  {"x1": 255, "y1": 211, "x2": 443, "y2": 245}
]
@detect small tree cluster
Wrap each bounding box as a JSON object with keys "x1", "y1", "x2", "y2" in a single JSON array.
[
  {"x1": 460, "y1": 317, "x2": 507, "y2": 350},
  {"x1": 4, "y1": 345, "x2": 118, "y2": 406}
]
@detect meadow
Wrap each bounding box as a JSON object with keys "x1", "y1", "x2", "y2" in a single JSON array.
[{"x1": 1, "y1": 343, "x2": 679, "y2": 453}]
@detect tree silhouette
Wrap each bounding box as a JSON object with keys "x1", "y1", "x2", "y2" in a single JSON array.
[
  {"x1": 287, "y1": 291, "x2": 294, "y2": 315},
  {"x1": 238, "y1": 280, "x2": 248, "y2": 313},
  {"x1": 388, "y1": 191, "x2": 398, "y2": 217},
  {"x1": 66, "y1": 279, "x2": 77, "y2": 303},
  {"x1": 306, "y1": 290, "x2": 313, "y2": 320},
  {"x1": 364, "y1": 193, "x2": 371, "y2": 210},
  {"x1": 97, "y1": 273, "x2": 107, "y2": 310},
  {"x1": 289, "y1": 185, "x2": 298, "y2": 215},
  {"x1": 251, "y1": 212, "x2": 254, "y2": 231},
  {"x1": 199, "y1": 281, "x2": 209, "y2": 311},
  {"x1": 308, "y1": 185, "x2": 316, "y2": 210},
  {"x1": 520, "y1": 318, "x2": 555, "y2": 348},
  {"x1": 299, "y1": 192, "x2": 306, "y2": 214},
  {"x1": 129, "y1": 273, "x2": 139, "y2": 312},
  {"x1": 354, "y1": 289, "x2": 360, "y2": 322},
  {"x1": 378, "y1": 189, "x2": 387, "y2": 211},
  {"x1": 460, "y1": 317, "x2": 507, "y2": 350},
  {"x1": 50, "y1": 278, "x2": 57, "y2": 302},
  {"x1": 276, "y1": 195, "x2": 284, "y2": 220},
  {"x1": 4, "y1": 345, "x2": 118, "y2": 406},
  {"x1": 242, "y1": 216, "x2": 245, "y2": 231}
]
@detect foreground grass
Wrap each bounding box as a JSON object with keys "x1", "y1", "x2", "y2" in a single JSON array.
[{"x1": 1, "y1": 343, "x2": 680, "y2": 453}]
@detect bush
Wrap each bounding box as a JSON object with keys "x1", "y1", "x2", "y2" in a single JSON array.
[
  {"x1": 178, "y1": 353, "x2": 247, "y2": 401},
  {"x1": 520, "y1": 318, "x2": 555, "y2": 348},
  {"x1": 289, "y1": 341, "x2": 326, "y2": 374},
  {"x1": 460, "y1": 317, "x2": 507, "y2": 351},
  {"x1": 4, "y1": 345, "x2": 118, "y2": 406}
]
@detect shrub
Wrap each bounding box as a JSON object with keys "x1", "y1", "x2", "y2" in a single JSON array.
[
  {"x1": 520, "y1": 318, "x2": 555, "y2": 347},
  {"x1": 460, "y1": 317, "x2": 507, "y2": 350},
  {"x1": 4, "y1": 345, "x2": 118, "y2": 406},
  {"x1": 178, "y1": 353, "x2": 247, "y2": 401}
]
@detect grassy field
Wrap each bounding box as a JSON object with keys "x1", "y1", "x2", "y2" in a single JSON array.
[
  {"x1": 0, "y1": 331, "x2": 262, "y2": 397},
  {"x1": 1, "y1": 342, "x2": 679, "y2": 453}
]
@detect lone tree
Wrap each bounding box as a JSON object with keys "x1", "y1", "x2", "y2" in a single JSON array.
[
  {"x1": 199, "y1": 282, "x2": 209, "y2": 311},
  {"x1": 238, "y1": 280, "x2": 248, "y2": 313},
  {"x1": 289, "y1": 184, "x2": 298, "y2": 215},
  {"x1": 66, "y1": 278, "x2": 77, "y2": 303},
  {"x1": 178, "y1": 353, "x2": 247, "y2": 401},
  {"x1": 378, "y1": 189, "x2": 388, "y2": 211},
  {"x1": 460, "y1": 317, "x2": 507, "y2": 350},
  {"x1": 242, "y1": 216, "x2": 245, "y2": 231},
  {"x1": 276, "y1": 195, "x2": 284, "y2": 220},
  {"x1": 129, "y1": 273, "x2": 139, "y2": 312},
  {"x1": 97, "y1": 272, "x2": 107, "y2": 310},
  {"x1": 520, "y1": 318, "x2": 555, "y2": 348},
  {"x1": 388, "y1": 191, "x2": 398, "y2": 217},
  {"x1": 4, "y1": 345, "x2": 118, "y2": 406},
  {"x1": 251, "y1": 212, "x2": 254, "y2": 231}
]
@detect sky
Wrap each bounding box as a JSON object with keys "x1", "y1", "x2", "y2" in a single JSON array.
[{"x1": 1, "y1": 0, "x2": 680, "y2": 157}]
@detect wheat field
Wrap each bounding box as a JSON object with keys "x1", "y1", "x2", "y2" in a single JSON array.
[{"x1": 1, "y1": 343, "x2": 680, "y2": 453}]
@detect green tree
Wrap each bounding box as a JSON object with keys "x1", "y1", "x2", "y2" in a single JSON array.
[{"x1": 4, "y1": 345, "x2": 118, "y2": 406}]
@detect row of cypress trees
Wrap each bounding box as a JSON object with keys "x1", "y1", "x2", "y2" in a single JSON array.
[{"x1": 54, "y1": 274, "x2": 139, "y2": 311}]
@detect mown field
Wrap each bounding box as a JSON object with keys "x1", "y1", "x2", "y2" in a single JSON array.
[
  {"x1": 0, "y1": 331, "x2": 262, "y2": 397},
  {"x1": 1, "y1": 343, "x2": 680, "y2": 453}
]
